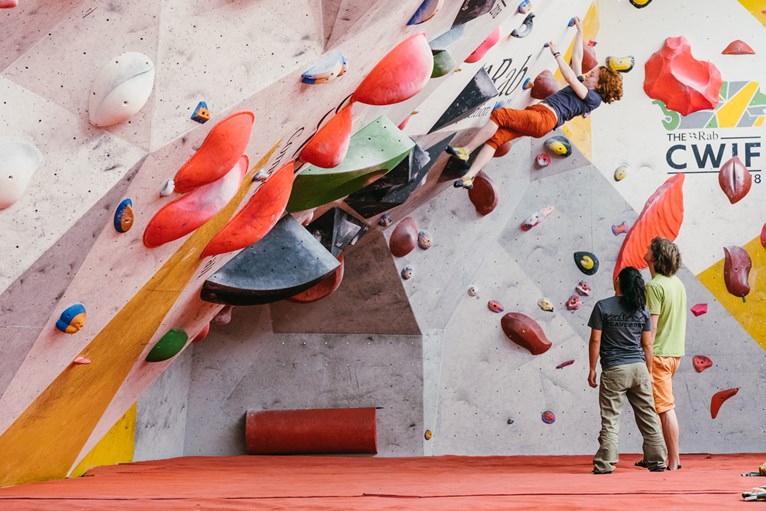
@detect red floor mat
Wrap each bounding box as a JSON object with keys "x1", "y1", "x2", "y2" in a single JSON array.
[{"x1": 0, "y1": 454, "x2": 761, "y2": 509}]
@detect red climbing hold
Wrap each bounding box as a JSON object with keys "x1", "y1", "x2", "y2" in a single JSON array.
[
  {"x1": 174, "y1": 111, "x2": 254, "y2": 193},
  {"x1": 289, "y1": 254, "x2": 345, "y2": 303},
  {"x1": 571, "y1": 41, "x2": 598, "y2": 74},
  {"x1": 144, "y1": 156, "x2": 249, "y2": 248},
  {"x1": 722, "y1": 40, "x2": 755, "y2": 55},
  {"x1": 710, "y1": 387, "x2": 739, "y2": 419},
  {"x1": 718, "y1": 155, "x2": 752, "y2": 204},
  {"x1": 501, "y1": 312, "x2": 552, "y2": 355},
  {"x1": 465, "y1": 26, "x2": 502, "y2": 64},
  {"x1": 467, "y1": 171, "x2": 498, "y2": 216},
  {"x1": 299, "y1": 103, "x2": 353, "y2": 169},
  {"x1": 531, "y1": 69, "x2": 559, "y2": 100},
  {"x1": 692, "y1": 355, "x2": 712, "y2": 373},
  {"x1": 201, "y1": 160, "x2": 295, "y2": 257},
  {"x1": 613, "y1": 174, "x2": 684, "y2": 279},
  {"x1": 192, "y1": 323, "x2": 211, "y2": 343},
  {"x1": 389, "y1": 217, "x2": 419, "y2": 257},
  {"x1": 352, "y1": 34, "x2": 433, "y2": 106},
  {"x1": 761, "y1": 222, "x2": 766, "y2": 249},
  {"x1": 690, "y1": 303, "x2": 708, "y2": 316},
  {"x1": 723, "y1": 245, "x2": 752, "y2": 299},
  {"x1": 644, "y1": 36, "x2": 722, "y2": 116}
]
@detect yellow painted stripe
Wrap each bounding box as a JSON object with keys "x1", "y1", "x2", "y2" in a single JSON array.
[
  {"x1": 755, "y1": 116, "x2": 764, "y2": 127},
  {"x1": 697, "y1": 237, "x2": 766, "y2": 352},
  {"x1": 716, "y1": 81, "x2": 758, "y2": 128},
  {"x1": 554, "y1": 1, "x2": 598, "y2": 160},
  {"x1": 69, "y1": 403, "x2": 136, "y2": 478},
  {"x1": 556, "y1": 1, "x2": 600, "y2": 82},
  {"x1": 0, "y1": 143, "x2": 280, "y2": 486},
  {"x1": 561, "y1": 114, "x2": 592, "y2": 161},
  {"x1": 737, "y1": 0, "x2": 766, "y2": 27}
]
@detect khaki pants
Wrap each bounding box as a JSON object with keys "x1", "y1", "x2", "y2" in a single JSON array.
[{"x1": 594, "y1": 362, "x2": 667, "y2": 473}]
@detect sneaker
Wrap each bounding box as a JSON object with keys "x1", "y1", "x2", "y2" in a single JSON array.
[
  {"x1": 453, "y1": 177, "x2": 474, "y2": 189},
  {"x1": 446, "y1": 145, "x2": 470, "y2": 162}
]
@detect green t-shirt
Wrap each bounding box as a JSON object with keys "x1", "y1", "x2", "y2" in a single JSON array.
[{"x1": 646, "y1": 274, "x2": 687, "y2": 356}]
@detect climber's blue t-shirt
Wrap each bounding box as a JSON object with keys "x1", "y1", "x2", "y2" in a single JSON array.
[{"x1": 543, "y1": 76, "x2": 602, "y2": 128}]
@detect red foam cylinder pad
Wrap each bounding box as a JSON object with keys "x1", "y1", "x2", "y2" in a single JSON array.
[{"x1": 246, "y1": 407, "x2": 377, "y2": 455}]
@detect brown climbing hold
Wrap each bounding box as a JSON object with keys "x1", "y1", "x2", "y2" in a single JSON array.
[
  {"x1": 692, "y1": 355, "x2": 712, "y2": 373},
  {"x1": 531, "y1": 69, "x2": 559, "y2": 100},
  {"x1": 493, "y1": 141, "x2": 512, "y2": 158},
  {"x1": 467, "y1": 170, "x2": 498, "y2": 216},
  {"x1": 722, "y1": 40, "x2": 755, "y2": 55},
  {"x1": 389, "y1": 217, "x2": 419, "y2": 257},
  {"x1": 710, "y1": 387, "x2": 739, "y2": 419},
  {"x1": 501, "y1": 312, "x2": 552, "y2": 355},
  {"x1": 718, "y1": 155, "x2": 752, "y2": 204},
  {"x1": 723, "y1": 246, "x2": 752, "y2": 299}
]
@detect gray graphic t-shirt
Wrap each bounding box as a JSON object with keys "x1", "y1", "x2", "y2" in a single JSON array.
[{"x1": 587, "y1": 296, "x2": 651, "y2": 369}]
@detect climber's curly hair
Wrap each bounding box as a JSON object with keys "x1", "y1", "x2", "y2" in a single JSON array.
[{"x1": 596, "y1": 66, "x2": 623, "y2": 104}]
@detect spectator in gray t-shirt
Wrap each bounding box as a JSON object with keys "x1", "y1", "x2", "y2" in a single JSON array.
[{"x1": 587, "y1": 267, "x2": 667, "y2": 474}]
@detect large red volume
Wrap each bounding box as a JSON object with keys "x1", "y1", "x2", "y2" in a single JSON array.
[
  {"x1": 245, "y1": 407, "x2": 377, "y2": 454},
  {"x1": 710, "y1": 388, "x2": 739, "y2": 419},
  {"x1": 144, "y1": 156, "x2": 248, "y2": 248},
  {"x1": 174, "y1": 111, "x2": 255, "y2": 193},
  {"x1": 644, "y1": 36, "x2": 722, "y2": 116},
  {"x1": 352, "y1": 33, "x2": 434, "y2": 106},
  {"x1": 299, "y1": 104, "x2": 353, "y2": 168},
  {"x1": 202, "y1": 160, "x2": 294, "y2": 257},
  {"x1": 288, "y1": 253, "x2": 345, "y2": 303},
  {"x1": 613, "y1": 174, "x2": 685, "y2": 279}
]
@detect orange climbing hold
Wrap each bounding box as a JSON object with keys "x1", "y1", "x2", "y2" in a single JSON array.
[
  {"x1": 144, "y1": 156, "x2": 249, "y2": 248},
  {"x1": 465, "y1": 26, "x2": 502, "y2": 64},
  {"x1": 174, "y1": 111, "x2": 254, "y2": 193},
  {"x1": 352, "y1": 34, "x2": 433, "y2": 106},
  {"x1": 299, "y1": 104, "x2": 353, "y2": 169},
  {"x1": 613, "y1": 174, "x2": 684, "y2": 279},
  {"x1": 710, "y1": 387, "x2": 739, "y2": 419},
  {"x1": 201, "y1": 160, "x2": 294, "y2": 257}
]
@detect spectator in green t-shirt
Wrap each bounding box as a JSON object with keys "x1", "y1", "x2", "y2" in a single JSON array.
[{"x1": 643, "y1": 237, "x2": 686, "y2": 471}]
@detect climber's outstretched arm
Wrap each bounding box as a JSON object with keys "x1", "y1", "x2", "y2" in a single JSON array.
[
  {"x1": 570, "y1": 16, "x2": 583, "y2": 76},
  {"x1": 547, "y1": 41, "x2": 589, "y2": 100}
]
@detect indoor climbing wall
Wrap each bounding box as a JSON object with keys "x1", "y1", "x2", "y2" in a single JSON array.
[{"x1": 0, "y1": 0, "x2": 763, "y2": 488}]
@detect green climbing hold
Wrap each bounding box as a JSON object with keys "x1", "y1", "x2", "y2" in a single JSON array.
[
  {"x1": 145, "y1": 328, "x2": 188, "y2": 362},
  {"x1": 288, "y1": 116, "x2": 415, "y2": 212}
]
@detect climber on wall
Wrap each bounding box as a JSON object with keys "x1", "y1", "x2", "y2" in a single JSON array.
[{"x1": 445, "y1": 17, "x2": 623, "y2": 189}]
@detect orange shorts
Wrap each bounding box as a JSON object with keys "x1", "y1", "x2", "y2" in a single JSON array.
[
  {"x1": 486, "y1": 104, "x2": 558, "y2": 149},
  {"x1": 652, "y1": 356, "x2": 681, "y2": 414}
]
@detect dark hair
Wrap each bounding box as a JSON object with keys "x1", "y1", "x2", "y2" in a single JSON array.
[
  {"x1": 618, "y1": 266, "x2": 646, "y2": 312},
  {"x1": 650, "y1": 237, "x2": 681, "y2": 276}
]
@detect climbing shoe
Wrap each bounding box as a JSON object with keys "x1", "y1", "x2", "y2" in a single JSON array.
[
  {"x1": 446, "y1": 145, "x2": 470, "y2": 162},
  {"x1": 453, "y1": 177, "x2": 474, "y2": 189}
]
